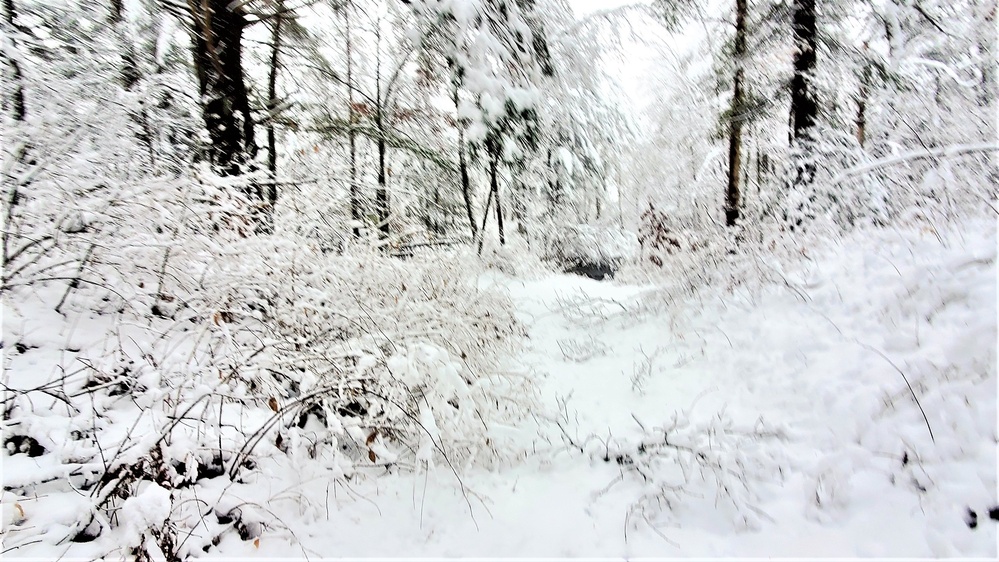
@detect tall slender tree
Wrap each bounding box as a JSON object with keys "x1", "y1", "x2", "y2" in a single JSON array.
[
  {"x1": 265, "y1": 0, "x2": 287, "y2": 214},
  {"x1": 725, "y1": 0, "x2": 748, "y2": 227}
]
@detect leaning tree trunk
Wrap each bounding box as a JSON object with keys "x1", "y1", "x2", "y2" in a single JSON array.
[
  {"x1": 190, "y1": 0, "x2": 255, "y2": 179},
  {"x1": 489, "y1": 150, "x2": 505, "y2": 246},
  {"x1": 725, "y1": 0, "x2": 748, "y2": 227}
]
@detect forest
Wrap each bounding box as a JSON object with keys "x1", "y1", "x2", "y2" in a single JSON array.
[{"x1": 1, "y1": 0, "x2": 996, "y2": 558}]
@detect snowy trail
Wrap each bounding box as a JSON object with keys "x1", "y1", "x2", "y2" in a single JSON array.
[
  {"x1": 209, "y1": 222, "x2": 996, "y2": 558},
  {"x1": 6, "y1": 220, "x2": 990, "y2": 559}
]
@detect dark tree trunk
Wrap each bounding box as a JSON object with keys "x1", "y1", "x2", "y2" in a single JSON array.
[
  {"x1": 266, "y1": 1, "x2": 284, "y2": 214},
  {"x1": 475, "y1": 177, "x2": 496, "y2": 255},
  {"x1": 110, "y1": 0, "x2": 140, "y2": 89},
  {"x1": 459, "y1": 136, "x2": 476, "y2": 239},
  {"x1": 190, "y1": 0, "x2": 256, "y2": 179},
  {"x1": 374, "y1": 21, "x2": 389, "y2": 240},
  {"x1": 856, "y1": 43, "x2": 870, "y2": 148},
  {"x1": 376, "y1": 118, "x2": 389, "y2": 238},
  {"x1": 790, "y1": 0, "x2": 818, "y2": 191},
  {"x1": 346, "y1": 7, "x2": 360, "y2": 238},
  {"x1": 490, "y1": 152, "x2": 505, "y2": 245},
  {"x1": 454, "y1": 89, "x2": 477, "y2": 241},
  {"x1": 725, "y1": 0, "x2": 747, "y2": 227},
  {"x1": 595, "y1": 183, "x2": 603, "y2": 220},
  {"x1": 790, "y1": 0, "x2": 817, "y2": 144},
  {"x1": 4, "y1": 0, "x2": 25, "y2": 122}
]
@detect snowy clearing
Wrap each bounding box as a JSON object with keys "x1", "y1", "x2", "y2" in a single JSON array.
[
  {"x1": 8, "y1": 216, "x2": 992, "y2": 559},
  {"x1": 244, "y1": 217, "x2": 998, "y2": 558}
]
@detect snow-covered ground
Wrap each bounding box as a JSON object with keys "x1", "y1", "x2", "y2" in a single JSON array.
[{"x1": 4, "y1": 217, "x2": 997, "y2": 558}]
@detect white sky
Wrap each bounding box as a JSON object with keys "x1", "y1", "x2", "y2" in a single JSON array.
[{"x1": 569, "y1": 0, "x2": 649, "y2": 17}]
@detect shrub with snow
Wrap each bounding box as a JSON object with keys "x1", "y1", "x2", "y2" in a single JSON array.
[
  {"x1": 2, "y1": 167, "x2": 531, "y2": 559},
  {"x1": 545, "y1": 224, "x2": 639, "y2": 280}
]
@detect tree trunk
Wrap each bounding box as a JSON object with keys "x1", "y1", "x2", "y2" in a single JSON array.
[
  {"x1": 476, "y1": 177, "x2": 496, "y2": 255},
  {"x1": 346, "y1": 7, "x2": 360, "y2": 238},
  {"x1": 790, "y1": 0, "x2": 818, "y2": 192},
  {"x1": 790, "y1": 0, "x2": 818, "y2": 144},
  {"x1": 490, "y1": 151, "x2": 505, "y2": 246},
  {"x1": 454, "y1": 90, "x2": 477, "y2": 241},
  {"x1": 856, "y1": 43, "x2": 870, "y2": 148},
  {"x1": 725, "y1": 0, "x2": 747, "y2": 227},
  {"x1": 265, "y1": 1, "x2": 284, "y2": 218},
  {"x1": 374, "y1": 20, "x2": 389, "y2": 240},
  {"x1": 376, "y1": 117, "x2": 389, "y2": 239},
  {"x1": 459, "y1": 136, "x2": 476, "y2": 239},
  {"x1": 4, "y1": 0, "x2": 25, "y2": 122},
  {"x1": 190, "y1": 0, "x2": 256, "y2": 179}
]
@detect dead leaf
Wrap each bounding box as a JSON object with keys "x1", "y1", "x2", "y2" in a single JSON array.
[
  {"x1": 366, "y1": 430, "x2": 378, "y2": 445},
  {"x1": 368, "y1": 449, "x2": 377, "y2": 463},
  {"x1": 253, "y1": 538, "x2": 260, "y2": 549},
  {"x1": 14, "y1": 503, "x2": 24, "y2": 519},
  {"x1": 268, "y1": 397, "x2": 279, "y2": 412}
]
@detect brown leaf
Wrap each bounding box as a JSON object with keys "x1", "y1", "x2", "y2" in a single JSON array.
[
  {"x1": 368, "y1": 449, "x2": 377, "y2": 463},
  {"x1": 253, "y1": 538, "x2": 260, "y2": 549},
  {"x1": 268, "y1": 397, "x2": 279, "y2": 412},
  {"x1": 366, "y1": 430, "x2": 378, "y2": 445},
  {"x1": 14, "y1": 503, "x2": 24, "y2": 519}
]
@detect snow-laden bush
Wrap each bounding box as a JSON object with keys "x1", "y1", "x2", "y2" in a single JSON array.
[
  {"x1": 2, "y1": 165, "x2": 531, "y2": 558},
  {"x1": 544, "y1": 224, "x2": 639, "y2": 280}
]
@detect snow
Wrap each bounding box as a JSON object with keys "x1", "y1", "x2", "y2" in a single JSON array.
[
  {"x1": 3, "y1": 216, "x2": 995, "y2": 557},
  {"x1": 119, "y1": 483, "x2": 172, "y2": 544}
]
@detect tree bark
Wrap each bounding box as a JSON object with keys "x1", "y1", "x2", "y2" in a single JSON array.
[
  {"x1": 266, "y1": 0, "x2": 284, "y2": 214},
  {"x1": 725, "y1": 0, "x2": 747, "y2": 227},
  {"x1": 4, "y1": 0, "x2": 25, "y2": 122},
  {"x1": 790, "y1": 0, "x2": 817, "y2": 144},
  {"x1": 454, "y1": 90, "x2": 477, "y2": 241},
  {"x1": 790, "y1": 0, "x2": 818, "y2": 190},
  {"x1": 374, "y1": 19, "x2": 389, "y2": 240},
  {"x1": 346, "y1": 7, "x2": 360, "y2": 238},
  {"x1": 856, "y1": 43, "x2": 870, "y2": 148},
  {"x1": 376, "y1": 116, "x2": 389, "y2": 238},
  {"x1": 476, "y1": 176, "x2": 496, "y2": 255},
  {"x1": 489, "y1": 149, "x2": 505, "y2": 246},
  {"x1": 190, "y1": 0, "x2": 256, "y2": 179}
]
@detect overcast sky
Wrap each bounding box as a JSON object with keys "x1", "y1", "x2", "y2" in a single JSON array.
[{"x1": 569, "y1": 0, "x2": 649, "y2": 17}]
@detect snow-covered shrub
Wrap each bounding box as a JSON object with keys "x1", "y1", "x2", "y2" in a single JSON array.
[
  {"x1": 557, "y1": 406, "x2": 789, "y2": 538},
  {"x1": 1, "y1": 163, "x2": 531, "y2": 558},
  {"x1": 544, "y1": 224, "x2": 639, "y2": 280},
  {"x1": 478, "y1": 235, "x2": 553, "y2": 279}
]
